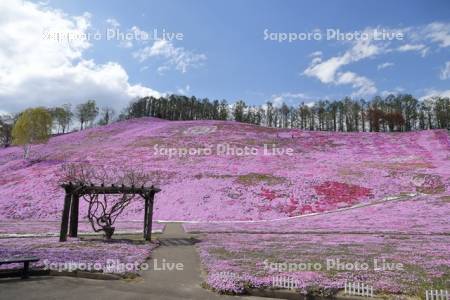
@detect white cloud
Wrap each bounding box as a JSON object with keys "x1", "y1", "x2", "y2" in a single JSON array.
[
  {"x1": 309, "y1": 51, "x2": 322, "y2": 57},
  {"x1": 177, "y1": 84, "x2": 191, "y2": 95},
  {"x1": 303, "y1": 29, "x2": 380, "y2": 96},
  {"x1": 381, "y1": 87, "x2": 404, "y2": 97},
  {"x1": 304, "y1": 56, "x2": 342, "y2": 84},
  {"x1": 303, "y1": 23, "x2": 450, "y2": 97},
  {"x1": 399, "y1": 22, "x2": 450, "y2": 55},
  {"x1": 0, "y1": 0, "x2": 160, "y2": 114},
  {"x1": 133, "y1": 40, "x2": 207, "y2": 73},
  {"x1": 118, "y1": 26, "x2": 149, "y2": 48},
  {"x1": 269, "y1": 92, "x2": 311, "y2": 108},
  {"x1": 377, "y1": 62, "x2": 394, "y2": 70},
  {"x1": 397, "y1": 44, "x2": 426, "y2": 52},
  {"x1": 304, "y1": 34, "x2": 381, "y2": 84},
  {"x1": 271, "y1": 96, "x2": 283, "y2": 108},
  {"x1": 420, "y1": 89, "x2": 450, "y2": 100},
  {"x1": 156, "y1": 65, "x2": 171, "y2": 74},
  {"x1": 439, "y1": 61, "x2": 450, "y2": 80},
  {"x1": 396, "y1": 44, "x2": 429, "y2": 56},
  {"x1": 423, "y1": 22, "x2": 450, "y2": 48},
  {"x1": 106, "y1": 18, "x2": 120, "y2": 28},
  {"x1": 335, "y1": 72, "x2": 377, "y2": 97},
  {"x1": 119, "y1": 40, "x2": 133, "y2": 48}
]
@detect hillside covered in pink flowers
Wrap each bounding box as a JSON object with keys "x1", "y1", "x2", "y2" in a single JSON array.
[{"x1": 0, "y1": 117, "x2": 449, "y2": 222}]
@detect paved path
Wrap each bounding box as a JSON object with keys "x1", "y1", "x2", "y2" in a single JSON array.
[{"x1": 0, "y1": 224, "x2": 272, "y2": 300}]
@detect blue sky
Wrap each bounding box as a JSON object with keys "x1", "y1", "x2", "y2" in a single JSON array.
[{"x1": 0, "y1": 0, "x2": 449, "y2": 113}]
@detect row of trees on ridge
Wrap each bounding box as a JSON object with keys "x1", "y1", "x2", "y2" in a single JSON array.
[
  {"x1": 122, "y1": 94, "x2": 450, "y2": 132},
  {"x1": 1, "y1": 93, "x2": 449, "y2": 157}
]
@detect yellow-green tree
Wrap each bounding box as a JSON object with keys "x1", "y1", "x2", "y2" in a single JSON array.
[{"x1": 12, "y1": 107, "x2": 52, "y2": 159}]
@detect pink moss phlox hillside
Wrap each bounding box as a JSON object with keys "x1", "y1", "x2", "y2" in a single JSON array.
[{"x1": 0, "y1": 118, "x2": 448, "y2": 221}]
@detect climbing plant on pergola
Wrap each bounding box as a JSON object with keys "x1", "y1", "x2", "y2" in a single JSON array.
[{"x1": 59, "y1": 182, "x2": 161, "y2": 242}]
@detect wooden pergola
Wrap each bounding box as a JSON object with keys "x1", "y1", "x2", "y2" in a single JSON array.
[{"x1": 59, "y1": 182, "x2": 161, "y2": 242}]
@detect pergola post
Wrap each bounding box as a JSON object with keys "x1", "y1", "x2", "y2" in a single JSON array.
[
  {"x1": 69, "y1": 194, "x2": 79, "y2": 237},
  {"x1": 143, "y1": 196, "x2": 149, "y2": 238},
  {"x1": 59, "y1": 188, "x2": 72, "y2": 242},
  {"x1": 144, "y1": 191, "x2": 155, "y2": 241}
]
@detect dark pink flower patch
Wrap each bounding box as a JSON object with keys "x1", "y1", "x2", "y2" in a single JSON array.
[
  {"x1": 313, "y1": 181, "x2": 373, "y2": 209},
  {"x1": 259, "y1": 187, "x2": 277, "y2": 201},
  {"x1": 300, "y1": 204, "x2": 313, "y2": 214}
]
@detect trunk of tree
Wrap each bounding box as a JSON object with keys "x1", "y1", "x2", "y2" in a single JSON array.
[
  {"x1": 23, "y1": 144, "x2": 30, "y2": 159},
  {"x1": 104, "y1": 226, "x2": 115, "y2": 241}
]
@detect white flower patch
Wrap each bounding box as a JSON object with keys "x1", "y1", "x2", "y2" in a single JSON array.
[{"x1": 183, "y1": 126, "x2": 217, "y2": 136}]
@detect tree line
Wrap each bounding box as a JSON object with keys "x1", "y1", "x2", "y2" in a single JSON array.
[
  {"x1": 0, "y1": 100, "x2": 115, "y2": 148},
  {"x1": 119, "y1": 95, "x2": 229, "y2": 121},
  {"x1": 0, "y1": 100, "x2": 118, "y2": 157},
  {"x1": 122, "y1": 94, "x2": 450, "y2": 132},
  {"x1": 1, "y1": 93, "x2": 449, "y2": 151}
]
